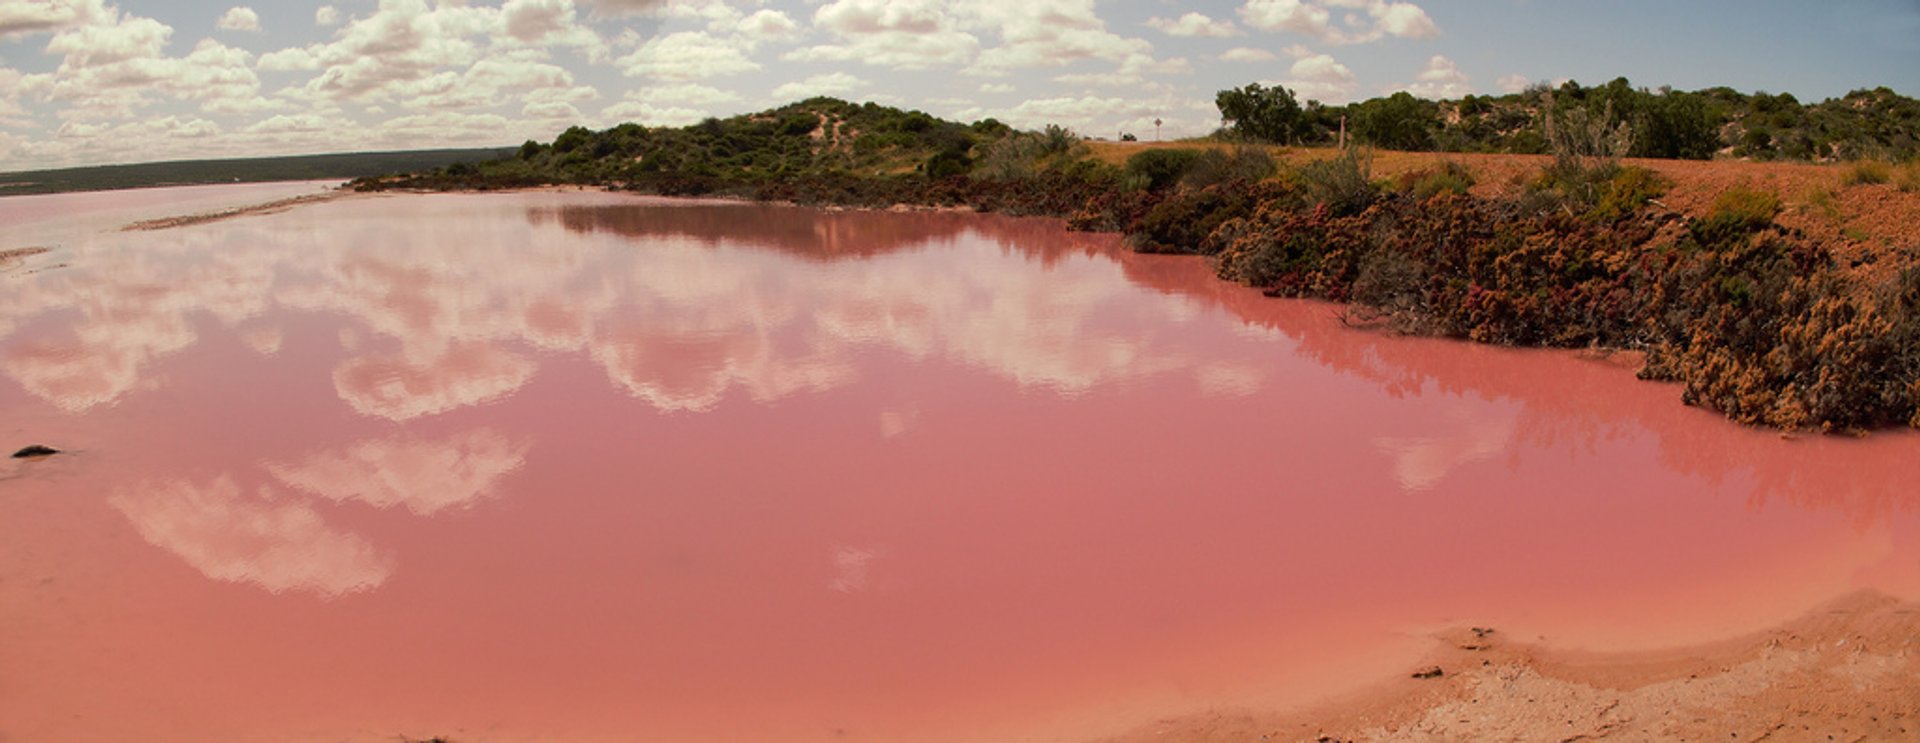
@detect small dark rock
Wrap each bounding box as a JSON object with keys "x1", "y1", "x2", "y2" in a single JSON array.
[
  {"x1": 1470, "y1": 626, "x2": 1495, "y2": 638},
  {"x1": 11, "y1": 445, "x2": 59, "y2": 458},
  {"x1": 1411, "y1": 666, "x2": 1444, "y2": 679}
]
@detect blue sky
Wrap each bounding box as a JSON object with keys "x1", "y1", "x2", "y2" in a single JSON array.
[{"x1": 1, "y1": 0, "x2": 1916, "y2": 169}]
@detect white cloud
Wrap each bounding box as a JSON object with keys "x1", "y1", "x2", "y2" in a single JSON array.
[
  {"x1": 628, "y1": 82, "x2": 737, "y2": 106},
  {"x1": 216, "y1": 6, "x2": 259, "y2": 32},
  {"x1": 789, "y1": 0, "x2": 979, "y2": 70},
  {"x1": 735, "y1": 8, "x2": 798, "y2": 41},
  {"x1": 1280, "y1": 51, "x2": 1356, "y2": 103},
  {"x1": 1497, "y1": 73, "x2": 1533, "y2": 94},
  {"x1": 600, "y1": 99, "x2": 706, "y2": 127},
  {"x1": 1239, "y1": 0, "x2": 1438, "y2": 45},
  {"x1": 1147, "y1": 12, "x2": 1241, "y2": 38},
  {"x1": 772, "y1": 71, "x2": 865, "y2": 100},
  {"x1": 258, "y1": 45, "x2": 320, "y2": 71},
  {"x1": 966, "y1": 1, "x2": 1154, "y2": 76},
  {"x1": 1398, "y1": 53, "x2": 1471, "y2": 99},
  {"x1": 314, "y1": 5, "x2": 340, "y2": 26},
  {"x1": 618, "y1": 30, "x2": 759, "y2": 80},
  {"x1": 1220, "y1": 46, "x2": 1278, "y2": 62},
  {"x1": 0, "y1": 0, "x2": 104, "y2": 38}
]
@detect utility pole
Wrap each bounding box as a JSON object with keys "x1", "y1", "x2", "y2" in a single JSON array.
[{"x1": 1339, "y1": 115, "x2": 1347, "y2": 150}]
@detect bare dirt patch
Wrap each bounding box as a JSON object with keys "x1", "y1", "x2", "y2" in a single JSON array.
[
  {"x1": 120, "y1": 189, "x2": 349, "y2": 231},
  {"x1": 0, "y1": 246, "x2": 51, "y2": 272},
  {"x1": 1097, "y1": 591, "x2": 1918, "y2": 742}
]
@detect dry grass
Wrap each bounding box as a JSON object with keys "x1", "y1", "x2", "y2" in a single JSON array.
[{"x1": 1841, "y1": 160, "x2": 1893, "y2": 186}]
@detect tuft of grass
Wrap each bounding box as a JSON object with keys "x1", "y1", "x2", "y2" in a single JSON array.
[
  {"x1": 1397, "y1": 160, "x2": 1476, "y2": 199},
  {"x1": 1841, "y1": 160, "x2": 1891, "y2": 186},
  {"x1": 1690, "y1": 185, "x2": 1781, "y2": 247},
  {"x1": 1897, "y1": 161, "x2": 1920, "y2": 193},
  {"x1": 1590, "y1": 166, "x2": 1669, "y2": 221},
  {"x1": 1709, "y1": 185, "x2": 1782, "y2": 229},
  {"x1": 1799, "y1": 186, "x2": 1842, "y2": 221}
]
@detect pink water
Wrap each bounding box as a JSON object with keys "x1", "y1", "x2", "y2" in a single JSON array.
[{"x1": 2, "y1": 187, "x2": 1916, "y2": 742}]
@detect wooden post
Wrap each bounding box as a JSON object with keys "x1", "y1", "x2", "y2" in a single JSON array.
[{"x1": 1339, "y1": 115, "x2": 1347, "y2": 149}]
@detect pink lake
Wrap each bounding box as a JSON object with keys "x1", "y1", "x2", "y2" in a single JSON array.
[{"x1": 1, "y1": 186, "x2": 1916, "y2": 742}]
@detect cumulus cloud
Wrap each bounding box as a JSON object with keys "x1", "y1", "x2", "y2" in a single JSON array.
[
  {"x1": 966, "y1": 1, "x2": 1157, "y2": 76},
  {"x1": 1497, "y1": 73, "x2": 1533, "y2": 94},
  {"x1": 619, "y1": 29, "x2": 759, "y2": 80},
  {"x1": 1398, "y1": 53, "x2": 1471, "y2": 99},
  {"x1": 314, "y1": 5, "x2": 340, "y2": 26},
  {"x1": 1239, "y1": 0, "x2": 1438, "y2": 45},
  {"x1": 1147, "y1": 12, "x2": 1241, "y2": 38},
  {"x1": 788, "y1": 0, "x2": 979, "y2": 70},
  {"x1": 599, "y1": 99, "x2": 706, "y2": 127},
  {"x1": 772, "y1": 71, "x2": 865, "y2": 100},
  {"x1": 735, "y1": 8, "x2": 798, "y2": 41},
  {"x1": 1280, "y1": 50, "x2": 1356, "y2": 103},
  {"x1": 0, "y1": 0, "x2": 104, "y2": 37},
  {"x1": 216, "y1": 6, "x2": 259, "y2": 32},
  {"x1": 628, "y1": 82, "x2": 737, "y2": 106},
  {"x1": 1220, "y1": 46, "x2": 1278, "y2": 62}
]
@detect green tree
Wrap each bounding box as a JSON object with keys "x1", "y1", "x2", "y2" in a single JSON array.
[
  {"x1": 1352, "y1": 92, "x2": 1434, "y2": 151},
  {"x1": 1635, "y1": 92, "x2": 1720, "y2": 160},
  {"x1": 1215, "y1": 83, "x2": 1303, "y2": 143}
]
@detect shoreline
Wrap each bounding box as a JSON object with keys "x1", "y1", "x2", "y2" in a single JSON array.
[{"x1": 1100, "y1": 590, "x2": 1919, "y2": 742}]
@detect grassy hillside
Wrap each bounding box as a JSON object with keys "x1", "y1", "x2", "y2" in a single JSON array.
[{"x1": 0, "y1": 147, "x2": 515, "y2": 196}]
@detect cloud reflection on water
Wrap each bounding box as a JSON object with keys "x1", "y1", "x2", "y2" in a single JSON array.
[{"x1": 109, "y1": 476, "x2": 394, "y2": 596}]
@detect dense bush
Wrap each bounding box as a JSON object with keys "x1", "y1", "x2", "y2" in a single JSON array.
[
  {"x1": 1124, "y1": 148, "x2": 1207, "y2": 191},
  {"x1": 1294, "y1": 147, "x2": 1379, "y2": 216},
  {"x1": 1179, "y1": 146, "x2": 1278, "y2": 189}
]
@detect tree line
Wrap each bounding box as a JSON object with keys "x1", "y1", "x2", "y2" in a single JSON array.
[{"x1": 1214, "y1": 79, "x2": 1919, "y2": 161}]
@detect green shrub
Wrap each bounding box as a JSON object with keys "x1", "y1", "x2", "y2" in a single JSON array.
[
  {"x1": 1841, "y1": 160, "x2": 1892, "y2": 186},
  {"x1": 1125, "y1": 148, "x2": 1206, "y2": 191},
  {"x1": 1398, "y1": 160, "x2": 1476, "y2": 199},
  {"x1": 1690, "y1": 185, "x2": 1780, "y2": 246},
  {"x1": 1296, "y1": 147, "x2": 1377, "y2": 215},
  {"x1": 1710, "y1": 186, "x2": 1781, "y2": 227},
  {"x1": 1180, "y1": 146, "x2": 1278, "y2": 189},
  {"x1": 1590, "y1": 166, "x2": 1669, "y2": 221},
  {"x1": 1540, "y1": 95, "x2": 1633, "y2": 211}
]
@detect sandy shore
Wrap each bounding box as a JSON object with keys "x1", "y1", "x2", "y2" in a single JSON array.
[{"x1": 1099, "y1": 591, "x2": 1918, "y2": 742}]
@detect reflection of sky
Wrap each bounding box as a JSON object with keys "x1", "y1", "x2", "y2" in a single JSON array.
[{"x1": 3, "y1": 193, "x2": 1252, "y2": 420}]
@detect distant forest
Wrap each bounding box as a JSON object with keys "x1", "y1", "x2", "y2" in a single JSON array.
[{"x1": 0, "y1": 148, "x2": 515, "y2": 196}]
